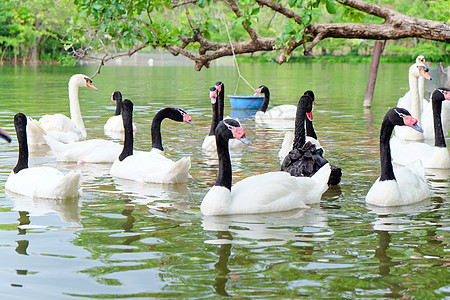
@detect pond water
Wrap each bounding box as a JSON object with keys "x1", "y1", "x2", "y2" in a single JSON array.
[{"x1": 0, "y1": 62, "x2": 448, "y2": 299}]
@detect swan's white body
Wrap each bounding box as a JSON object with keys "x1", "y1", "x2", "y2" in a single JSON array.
[
  {"x1": 365, "y1": 160, "x2": 430, "y2": 206},
  {"x1": 390, "y1": 136, "x2": 450, "y2": 169},
  {"x1": 110, "y1": 148, "x2": 191, "y2": 184},
  {"x1": 255, "y1": 104, "x2": 297, "y2": 122},
  {"x1": 278, "y1": 131, "x2": 323, "y2": 162},
  {"x1": 104, "y1": 115, "x2": 137, "y2": 133},
  {"x1": 200, "y1": 163, "x2": 331, "y2": 216},
  {"x1": 26, "y1": 74, "x2": 97, "y2": 145},
  {"x1": 421, "y1": 98, "x2": 449, "y2": 140},
  {"x1": 395, "y1": 61, "x2": 431, "y2": 141},
  {"x1": 5, "y1": 167, "x2": 81, "y2": 199},
  {"x1": 44, "y1": 135, "x2": 123, "y2": 163}
]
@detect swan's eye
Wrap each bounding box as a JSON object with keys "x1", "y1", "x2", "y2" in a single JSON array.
[{"x1": 393, "y1": 109, "x2": 406, "y2": 118}]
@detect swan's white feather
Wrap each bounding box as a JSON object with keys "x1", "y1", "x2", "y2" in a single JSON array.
[
  {"x1": 255, "y1": 104, "x2": 297, "y2": 122},
  {"x1": 5, "y1": 167, "x2": 81, "y2": 199},
  {"x1": 110, "y1": 149, "x2": 191, "y2": 184},
  {"x1": 365, "y1": 160, "x2": 430, "y2": 206},
  {"x1": 390, "y1": 136, "x2": 450, "y2": 169},
  {"x1": 201, "y1": 164, "x2": 330, "y2": 215},
  {"x1": 44, "y1": 135, "x2": 123, "y2": 163},
  {"x1": 104, "y1": 115, "x2": 137, "y2": 132}
]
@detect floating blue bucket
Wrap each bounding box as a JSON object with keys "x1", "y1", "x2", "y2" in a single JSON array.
[{"x1": 228, "y1": 95, "x2": 264, "y2": 109}]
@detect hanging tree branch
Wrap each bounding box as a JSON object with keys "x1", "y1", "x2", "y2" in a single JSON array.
[{"x1": 68, "y1": 0, "x2": 450, "y2": 74}]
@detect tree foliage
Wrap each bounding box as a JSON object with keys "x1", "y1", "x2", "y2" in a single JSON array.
[
  {"x1": 0, "y1": 0, "x2": 75, "y2": 63},
  {"x1": 65, "y1": 0, "x2": 449, "y2": 74}
]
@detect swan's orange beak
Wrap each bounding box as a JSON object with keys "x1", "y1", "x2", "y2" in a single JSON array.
[
  {"x1": 87, "y1": 80, "x2": 98, "y2": 91},
  {"x1": 418, "y1": 65, "x2": 432, "y2": 81}
]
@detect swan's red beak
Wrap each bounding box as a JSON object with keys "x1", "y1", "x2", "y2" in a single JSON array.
[
  {"x1": 255, "y1": 88, "x2": 262, "y2": 94},
  {"x1": 209, "y1": 90, "x2": 217, "y2": 104},
  {"x1": 215, "y1": 84, "x2": 222, "y2": 93},
  {"x1": 232, "y1": 127, "x2": 251, "y2": 145},
  {"x1": 306, "y1": 111, "x2": 313, "y2": 121},
  {"x1": 0, "y1": 127, "x2": 11, "y2": 143},
  {"x1": 110, "y1": 94, "x2": 115, "y2": 105},
  {"x1": 183, "y1": 114, "x2": 194, "y2": 125},
  {"x1": 403, "y1": 115, "x2": 423, "y2": 132}
]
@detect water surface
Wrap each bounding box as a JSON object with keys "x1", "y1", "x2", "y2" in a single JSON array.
[{"x1": 0, "y1": 63, "x2": 448, "y2": 299}]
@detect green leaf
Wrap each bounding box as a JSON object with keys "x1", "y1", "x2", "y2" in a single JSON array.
[{"x1": 326, "y1": 0, "x2": 337, "y2": 14}]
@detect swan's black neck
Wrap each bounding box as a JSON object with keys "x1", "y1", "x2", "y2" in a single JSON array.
[
  {"x1": 209, "y1": 98, "x2": 219, "y2": 136},
  {"x1": 258, "y1": 88, "x2": 270, "y2": 112},
  {"x1": 114, "y1": 93, "x2": 123, "y2": 116},
  {"x1": 379, "y1": 117, "x2": 396, "y2": 181},
  {"x1": 217, "y1": 84, "x2": 224, "y2": 121},
  {"x1": 119, "y1": 100, "x2": 133, "y2": 161},
  {"x1": 305, "y1": 118, "x2": 317, "y2": 140},
  {"x1": 432, "y1": 91, "x2": 446, "y2": 148},
  {"x1": 13, "y1": 113, "x2": 29, "y2": 173},
  {"x1": 214, "y1": 122, "x2": 233, "y2": 190},
  {"x1": 151, "y1": 108, "x2": 183, "y2": 151},
  {"x1": 293, "y1": 96, "x2": 311, "y2": 149}
]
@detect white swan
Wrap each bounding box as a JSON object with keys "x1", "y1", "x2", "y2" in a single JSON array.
[
  {"x1": 254, "y1": 85, "x2": 297, "y2": 122},
  {"x1": 5, "y1": 113, "x2": 81, "y2": 199},
  {"x1": 391, "y1": 88, "x2": 450, "y2": 169},
  {"x1": 27, "y1": 74, "x2": 97, "y2": 145},
  {"x1": 104, "y1": 91, "x2": 137, "y2": 133},
  {"x1": 202, "y1": 85, "x2": 244, "y2": 155},
  {"x1": 366, "y1": 108, "x2": 430, "y2": 206},
  {"x1": 395, "y1": 60, "x2": 432, "y2": 141},
  {"x1": 110, "y1": 100, "x2": 193, "y2": 184},
  {"x1": 200, "y1": 118, "x2": 331, "y2": 216},
  {"x1": 44, "y1": 134, "x2": 122, "y2": 163}
]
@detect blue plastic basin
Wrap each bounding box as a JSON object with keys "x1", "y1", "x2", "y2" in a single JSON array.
[{"x1": 228, "y1": 95, "x2": 264, "y2": 109}]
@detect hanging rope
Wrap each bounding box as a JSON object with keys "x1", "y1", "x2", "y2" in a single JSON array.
[{"x1": 221, "y1": 16, "x2": 255, "y2": 94}]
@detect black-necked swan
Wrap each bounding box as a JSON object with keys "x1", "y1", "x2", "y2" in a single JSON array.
[
  {"x1": 104, "y1": 91, "x2": 137, "y2": 133},
  {"x1": 280, "y1": 91, "x2": 342, "y2": 185},
  {"x1": 395, "y1": 60, "x2": 432, "y2": 141},
  {"x1": 254, "y1": 85, "x2": 297, "y2": 122},
  {"x1": 391, "y1": 88, "x2": 450, "y2": 169},
  {"x1": 202, "y1": 86, "x2": 245, "y2": 154},
  {"x1": 110, "y1": 100, "x2": 194, "y2": 184},
  {"x1": 279, "y1": 90, "x2": 322, "y2": 161},
  {"x1": 5, "y1": 113, "x2": 81, "y2": 199},
  {"x1": 200, "y1": 118, "x2": 331, "y2": 216},
  {"x1": 26, "y1": 74, "x2": 97, "y2": 145},
  {"x1": 365, "y1": 108, "x2": 431, "y2": 206}
]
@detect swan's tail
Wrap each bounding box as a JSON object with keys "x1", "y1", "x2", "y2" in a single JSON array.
[
  {"x1": 278, "y1": 131, "x2": 294, "y2": 161},
  {"x1": 49, "y1": 170, "x2": 81, "y2": 199},
  {"x1": 26, "y1": 117, "x2": 47, "y2": 145},
  {"x1": 311, "y1": 163, "x2": 331, "y2": 195},
  {"x1": 163, "y1": 156, "x2": 191, "y2": 183}
]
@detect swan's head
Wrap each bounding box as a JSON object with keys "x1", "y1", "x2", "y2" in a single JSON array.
[
  {"x1": 255, "y1": 85, "x2": 268, "y2": 94},
  {"x1": 14, "y1": 113, "x2": 27, "y2": 135},
  {"x1": 209, "y1": 87, "x2": 218, "y2": 104},
  {"x1": 177, "y1": 108, "x2": 194, "y2": 125},
  {"x1": 410, "y1": 62, "x2": 432, "y2": 81},
  {"x1": 391, "y1": 108, "x2": 423, "y2": 132},
  {"x1": 0, "y1": 126, "x2": 11, "y2": 143},
  {"x1": 303, "y1": 90, "x2": 316, "y2": 120},
  {"x1": 215, "y1": 81, "x2": 224, "y2": 93},
  {"x1": 111, "y1": 91, "x2": 122, "y2": 104},
  {"x1": 415, "y1": 55, "x2": 425, "y2": 64},
  {"x1": 434, "y1": 87, "x2": 450, "y2": 101},
  {"x1": 69, "y1": 74, "x2": 98, "y2": 90},
  {"x1": 219, "y1": 118, "x2": 251, "y2": 145},
  {"x1": 298, "y1": 93, "x2": 315, "y2": 121}
]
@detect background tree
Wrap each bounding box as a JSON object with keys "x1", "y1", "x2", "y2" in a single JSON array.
[
  {"x1": 0, "y1": 0, "x2": 75, "y2": 63},
  {"x1": 65, "y1": 0, "x2": 449, "y2": 75}
]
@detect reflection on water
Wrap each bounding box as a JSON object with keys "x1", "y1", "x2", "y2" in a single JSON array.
[{"x1": 0, "y1": 64, "x2": 448, "y2": 299}]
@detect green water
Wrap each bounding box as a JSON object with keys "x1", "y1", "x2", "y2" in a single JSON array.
[{"x1": 0, "y1": 63, "x2": 448, "y2": 299}]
